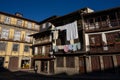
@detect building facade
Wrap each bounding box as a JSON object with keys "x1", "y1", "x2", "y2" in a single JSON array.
[
  {"x1": 0, "y1": 12, "x2": 39, "y2": 71},
  {"x1": 30, "y1": 16, "x2": 58, "y2": 74},
  {"x1": 32, "y1": 7, "x2": 120, "y2": 75},
  {"x1": 84, "y1": 7, "x2": 120, "y2": 73}
]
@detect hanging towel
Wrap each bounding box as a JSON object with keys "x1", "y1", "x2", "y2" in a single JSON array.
[
  {"x1": 53, "y1": 46, "x2": 58, "y2": 52},
  {"x1": 66, "y1": 21, "x2": 78, "y2": 41},
  {"x1": 64, "y1": 45, "x2": 69, "y2": 52},
  {"x1": 76, "y1": 42, "x2": 81, "y2": 50},
  {"x1": 58, "y1": 45, "x2": 64, "y2": 50},
  {"x1": 68, "y1": 44, "x2": 73, "y2": 50},
  {"x1": 73, "y1": 44, "x2": 77, "y2": 51},
  {"x1": 53, "y1": 30, "x2": 59, "y2": 40}
]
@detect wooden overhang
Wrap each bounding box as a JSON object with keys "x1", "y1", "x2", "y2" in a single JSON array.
[
  {"x1": 83, "y1": 6, "x2": 120, "y2": 19},
  {"x1": 32, "y1": 56, "x2": 55, "y2": 60},
  {"x1": 43, "y1": 8, "x2": 90, "y2": 26},
  {"x1": 29, "y1": 30, "x2": 51, "y2": 38}
]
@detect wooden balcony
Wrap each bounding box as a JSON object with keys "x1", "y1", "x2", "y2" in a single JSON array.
[
  {"x1": 33, "y1": 53, "x2": 53, "y2": 60},
  {"x1": 85, "y1": 19, "x2": 120, "y2": 33},
  {"x1": 0, "y1": 38, "x2": 32, "y2": 44},
  {"x1": 89, "y1": 42, "x2": 120, "y2": 54},
  {"x1": 33, "y1": 39, "x2": 52, "y2": 46}
]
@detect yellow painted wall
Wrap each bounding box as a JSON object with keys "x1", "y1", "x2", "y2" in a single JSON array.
[
  {"x1": 0, "y1": 13, "x2": 38, "y2": 69},
  {"x1": 11, "y1": 17, "x2": 16, "y2": 25},
  {"x1": 6, "y1": 42, "x2": 12, "y2": 56},
  {"x1": 4, "y1": 56, "x2": 9, "y2": 68},
  {"x1": 0, "y1": 14, "x2": 4, "y2": 23}
]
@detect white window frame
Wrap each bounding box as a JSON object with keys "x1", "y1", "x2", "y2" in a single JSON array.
[
  {"x1": 17, "y1": 19, "x2": 22, "y2": 26},
  {"x1": 27, "y1": 22, "x2": 32, "y2": 29},
  {"x1": 14, "y1": 30, "x2": 21, "y2": 41},
  {"x1": 25, "y1": 32, "x2": 31, "y2": 42},
  {"x1": 1, "y1": 28, "x2": 9, "y2": 39},
  {"x1": 4, "y1": 16, "x2": 11, "y2": 24}
]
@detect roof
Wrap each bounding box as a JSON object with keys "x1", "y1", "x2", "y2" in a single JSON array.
[
  {"x1": 29, "y1": 30, "x2": 51, "y2": 36},
  {"x1": 83, "y1": 6, "x2": 120, "y2": 17},
  {"x1": 39, "y1": 16, "x2": 60, "y2": 24},
  {"x1": 0, "y1": 11, "x2": 39, "y2": 23}
]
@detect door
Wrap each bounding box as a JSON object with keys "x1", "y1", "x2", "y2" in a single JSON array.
[
  {"x1": 91, "y1": 56, "x2": 101, "y2": 72},
  {"x1": 0, "y1": 57, "x2": 4, "y2": 68},
  {"x1": 103, "y1": 56, "x2": 114, "y2": 73},
  {"x1": 49, "y1": 60, "x2": 54, "y2": 73},
  {"x1": 116, "y1": 55, "x2": 120, "y2": 73},
  {"x1": 41, "y1": 61, "x2": 47, "y2": 73},
  {"x1": 8, "y1": 57, "x2": 19, "y2": 70},
  {"x1": 79, "y1": 57, "x2": 85, "y2": 74}
]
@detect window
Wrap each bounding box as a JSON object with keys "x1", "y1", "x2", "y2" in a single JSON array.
[
  {"x1": 4, "y1": 16, "x2": 11, "y2": 24},
  {"x1": 56, "y1": 57, "x2": 64, "y2": 67},
  {"x1": 12, "y1": 44, "x2": 19, "y2": 51},
  {"x1": 34, "y1": 24, "x2": 39, "y2": 30},
  {"x1": 25, "y1": 32, "x2": 31, "y2": 42},
  {"x1": 0, "y1": 42, "x2": 7, "y2": 51},
  {"x1": 24, "y1": 45, "x2": 29, "y2": 52},
  {"x1": 27, "y1": 22, "x2": 32, "y2": 29},
  {"x1": 17, "y1": 19, "x2": 22, "y2": 26},
  {"x1": 14, "y1": 30, "x2": 21, "y2": 41},
  {"x1": 1, "y1": 28, "x2": 9, "y2": 39},
  {"x1": 42, "y1": 46, "x2": 45, "y2": 55},
  {"x1": 66, "y1": 57, "x2": 75, "y2": 68}
]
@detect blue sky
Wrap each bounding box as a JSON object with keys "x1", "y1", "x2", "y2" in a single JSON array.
[{"x1": 0, "y1": 0, "x2": 120, "y2": 22}]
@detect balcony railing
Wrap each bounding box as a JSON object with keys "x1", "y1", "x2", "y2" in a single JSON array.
[
  {"x1": 85, "y1": 19, "x2": 120, "y2": 32},
  {"x1": 33, "y1": 53, "x2": 50, "y2": 59},
  {"x1": 89, "y1": 41, "x2": 120, "y2": 53}
]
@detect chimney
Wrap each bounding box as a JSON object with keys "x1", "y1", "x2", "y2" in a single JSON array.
[{"x1": 15, "y1": 12, "x2": 23, "y2": 17}]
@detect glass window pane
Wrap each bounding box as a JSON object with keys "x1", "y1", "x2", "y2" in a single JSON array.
[
  {"x1": 12, "y1": 44, "x2": 19, "y2": 51},
  {"x1": 14, "y1": 31, "x2": 21, "y2": 41},
  {"x1": 1, "y1": 28, "x2": 9, "y2": 39},
  {"x1": 0, "y1": 42, "x2": 6, "y2": 51},
  {"x1": 4, "y1": 16, "x2": 10, "y2": 24}
]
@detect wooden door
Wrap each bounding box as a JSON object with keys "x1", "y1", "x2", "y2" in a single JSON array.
[
  {"x1": 41, "y1": 61, "x2": 47, "y2": 73},
  {"x1": 79, "y1": 57, "x2": 85, "y2": 74},
  {"x1": 91, "y1": 56, "x2": 101, "y2": 72},
  {"x1": 116, "y1": 55, "x2": 120, "y2": 73},
  {"x1": 8, "y1": 57, "x2": 19, "y2": 71},
  {"x1": 0, "y1": 57, "x2": 4, "y2": 68},
  {"x1": 49, "y1": 60, "x2": 54, "y2": 73},
  {"x1": 103, "y1": 56, "x2": 114, "y2": 73}
]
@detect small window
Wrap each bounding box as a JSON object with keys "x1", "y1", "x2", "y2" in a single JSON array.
[
  {"x1": 27, "y1": 22, "x2": 32, "y2": 29},
  {"x1": 1, "y1": 28, "x2": 9, "y2": 39},
  {"x1": 24, "y1": 45, "x2": 29, "y2": 52},
  {"x1": 25, "y1": 32, "x2": 31, "y2": 42},
  {"x1": 12, "y1": 44, "x2": 19, "y2": 51},
  {"x1": 66, "y1": 57, "x2": 75, "y2": 68},
  {"x1": 17, "y1": 19, "x2": 22, "y2": 26},
  {"x1": 56, "y1": 57, "x2": 64, "y2": 67},
  {"x1": 34, "y1": 24, "x2": 39, "y2": 30},
  {"x1": 14, "y1": 30, "x2": 21, "y2": 41},
  {"x1": 4, "y1": 16, "x2": 11, "y2": 24},
  {"x1": 0, "y1": 42, "x2": 7, "y2": 51}
]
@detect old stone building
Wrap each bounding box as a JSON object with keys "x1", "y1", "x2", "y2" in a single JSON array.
[{"x1": 31, "y1": 7, "x2": 120, "y2": 75}]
